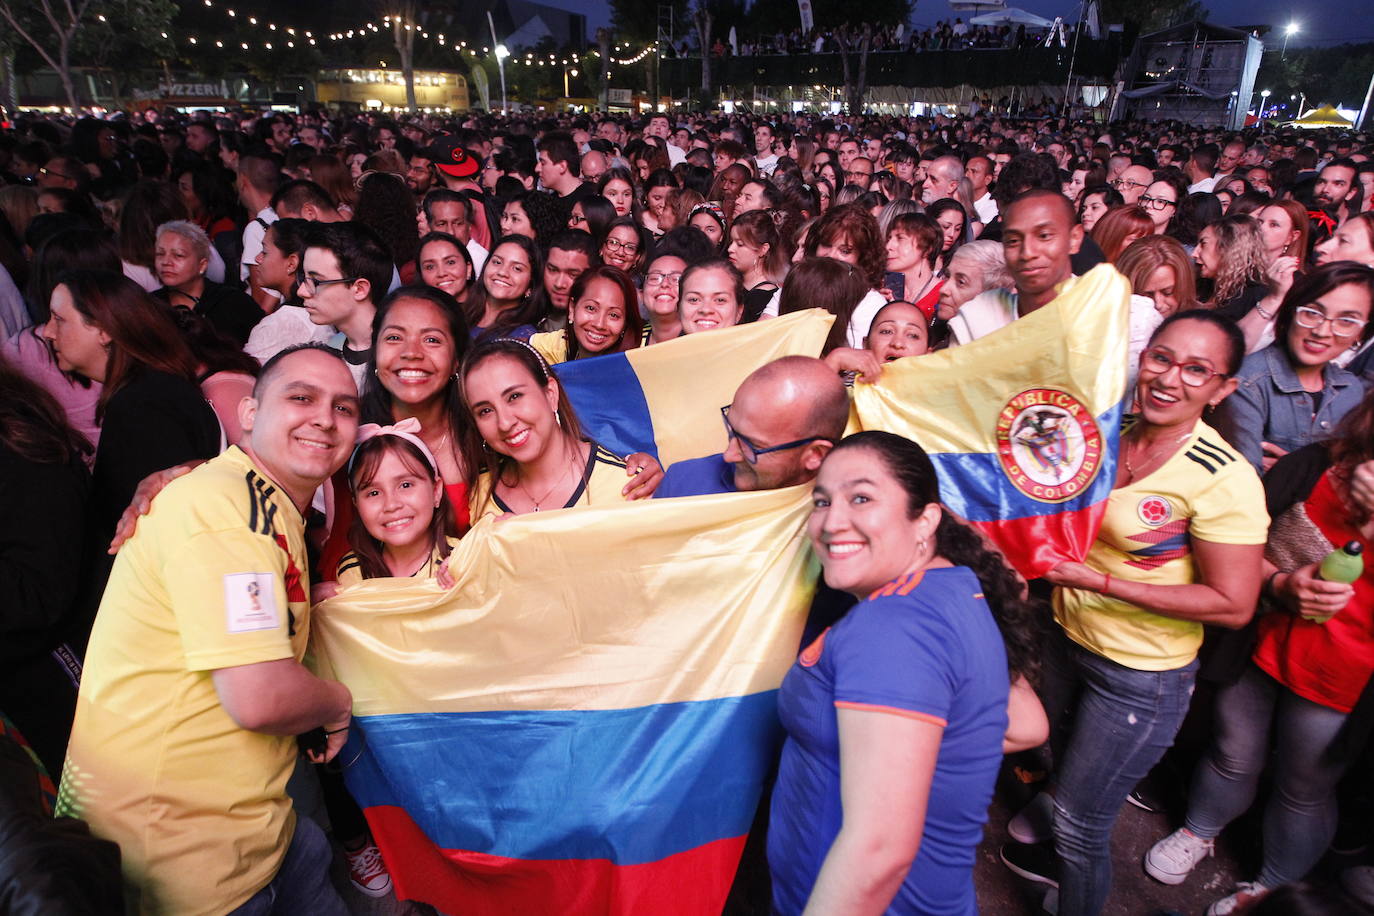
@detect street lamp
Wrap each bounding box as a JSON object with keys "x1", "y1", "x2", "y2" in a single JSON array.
[
  {"x1": 1260, "y1": 88, "x2": 1271, "y2": 125},
  {"x1": 1282, "y1": 22, "x2": 1299, "y2": 59},
  {"x1": 564, "y1": 66, "x2": 579, "y2": 98},
  {"x1": 487, "y1": 11, "x2": 508, "y2": 114}
]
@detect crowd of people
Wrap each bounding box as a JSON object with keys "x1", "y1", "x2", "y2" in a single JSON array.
[
  {"x1": 1, "y1": 100, "x2": 1374, "y2": 916},
  {"x1": 703, "y1": 18, "x2": 1063, "y2": 57}
]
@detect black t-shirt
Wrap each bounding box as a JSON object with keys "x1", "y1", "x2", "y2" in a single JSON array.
[
  {"x1": 156, "y1": 281, "x2": 262, "y2": 346},
  {"x1": 554, "y1": 181, "x2": 598, "y2": 223}
]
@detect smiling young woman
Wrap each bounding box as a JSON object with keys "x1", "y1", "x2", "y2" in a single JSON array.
[{"x1": 1214, "y1": 263, "x2": 1374, "y2": 473}]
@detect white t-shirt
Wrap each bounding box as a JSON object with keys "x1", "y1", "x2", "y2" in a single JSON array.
[
  {"x1": 948, "y1": 280, "x2": 1161, "y2": 391},
  {"x1": 244, "y1": 305, "x2": 335, "y2": 364},
  {"x1": 973, "y1": 193, "x2": 999, "y2": 225},
  {"x1": 467, "y1": 239, "x2": 489, "y2": 275},
  {"x1": 846, "y1": 289, "x2": 889, "y2": 348},
  {"x1": 240, "y1": 207, "x2": 278, "y2": 282}
]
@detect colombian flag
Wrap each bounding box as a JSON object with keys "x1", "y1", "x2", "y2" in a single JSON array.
[
  {"x1": 311, "y1": 486, "x2": 818, "y2": 915},
  {"x1": 852, "y1": 264, "x2": 1132, "y2": 578},
  {"x1": 555, "y1": 309, "x2": 834, "y2": 466}
]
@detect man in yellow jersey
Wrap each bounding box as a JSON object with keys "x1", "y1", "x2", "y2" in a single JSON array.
[{"x1": 57, "y1": 343, "x2": 359, "y2": 915}]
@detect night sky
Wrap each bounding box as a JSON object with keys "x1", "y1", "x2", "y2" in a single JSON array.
[{"x1": 575, "y1": 0, "x2": 1364, "y2": 49}]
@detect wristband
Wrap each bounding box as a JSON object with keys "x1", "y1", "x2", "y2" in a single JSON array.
[
  {"x1": 1102, "y1": 572, "x2": 1112, "y2": 593},
  {"x1": 1263, "y1": 569, "x2": 1282, "y2": 597}
]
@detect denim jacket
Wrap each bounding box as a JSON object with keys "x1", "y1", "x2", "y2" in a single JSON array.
[{"x1": 1213, "y1": 343, "x2": 1366, "y2": 472}]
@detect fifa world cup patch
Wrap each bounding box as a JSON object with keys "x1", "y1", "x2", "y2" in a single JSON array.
[{"x1": 224, "y1": 572, "x2": 280, "y2": 633}]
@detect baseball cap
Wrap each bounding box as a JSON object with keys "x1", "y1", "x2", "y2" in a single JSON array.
[{"x1": 425, "y1": 135, "x2": 480, "y2": 178}]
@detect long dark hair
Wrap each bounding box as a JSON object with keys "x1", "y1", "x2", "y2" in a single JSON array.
[
  {"x1": 1273, "y1": 261, "x2": 1374, "y2": 353},
  {"x1": 564, "y1": 265, "x2": 643, "y2": 360},
  {"x1": 346, "y1": 435, "x2": 457, "y2": 580},
  {"x1": 827, "y1": 430, "x2": 1045, "y2": 679},
  {"x1": 458, "y1": 338, "x2": 584, "y2": 492},
  {"x1": 361, "y1": 285, "x2": 474, "y2": 466},
  {"x1": 0, "y1": 351, "x2": 92, "y2": 464},
  {"x1": 462, "y1": 234, "x2": 543, "y2": 339},
  {"x1": 353, "y1": 170, "x2": 420, "y2": 265},
  {"x1": 56, "y1": 270, "x2": 200, "y2": 420}
]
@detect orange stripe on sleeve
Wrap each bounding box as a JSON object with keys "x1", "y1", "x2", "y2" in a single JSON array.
[
  {"x1": 895, "y1": 570, "x2": 927, "y2": 596},
  {"x1": 834, "y1": 701, "x2": 947, "y2": 727}
]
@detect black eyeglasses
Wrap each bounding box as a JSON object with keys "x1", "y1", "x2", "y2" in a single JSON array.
[
  {"x1": 38, "y1": 166, "x2": 76, "y2": 182},
  {"x1": 1138, "y1": 194, "x2": 1177, "y2": 211},
  {"x1": 721, "y1": 405, "x2": 826, "y2": 465},
  {"x1": 299, "y1": 275, "x2": 359, "y2": 292}
]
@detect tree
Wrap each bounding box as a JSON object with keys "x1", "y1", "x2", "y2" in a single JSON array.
[
  {"x1": 385, "y1": 3, "x2": 420, "y2": 112},
  {"x1": 0, "y1": 0, "x2": 100, "y2": 110},
  {"x1": 74, "y1": 0, "x2": 175, "y2": 108},
  {"x1": 834, "y1": 23, "x2": 874, "y2": 114}
]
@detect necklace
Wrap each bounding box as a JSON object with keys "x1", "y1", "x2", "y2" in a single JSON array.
[
  {"x1": 515, "y1": 462, "x2": 573, "y2": 511},
  {"x1": 1122, "y1": 427, "x2": 1193, "y2": 482}
]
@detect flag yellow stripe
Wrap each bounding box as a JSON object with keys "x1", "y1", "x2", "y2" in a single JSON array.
[{"x1": 311, "y1": 486, "x2": 819, "y2": 717}]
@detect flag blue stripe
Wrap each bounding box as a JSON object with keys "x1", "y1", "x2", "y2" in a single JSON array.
[
  {"x1": 929, "y1": 400, "x2": 1122, "y2": 522},
  {"x1": 555, "y1": 352, "x2": 658, "y2": 459},
  {"x1": 345, "y1": 691, "x2": 781, "y2": 865}
]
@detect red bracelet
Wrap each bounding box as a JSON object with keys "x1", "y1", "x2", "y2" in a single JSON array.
[{"x1": 1102, "y1": 572, "x2": 1112, "y2": 593}]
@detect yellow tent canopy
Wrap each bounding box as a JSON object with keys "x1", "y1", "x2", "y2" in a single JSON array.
[{"x1": 1288, "y1": 104, "x2": 1355, "y2": 129}]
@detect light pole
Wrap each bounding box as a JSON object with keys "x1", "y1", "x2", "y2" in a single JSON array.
[
  {"x1": 487, "y1": 11, "x2": 508, "y2": 115},
  {"x1": 1291, "y1": 92, "x2": 1306, "y2": 119},
  {"x1": 1282, "y1": 22, "x2": 1299, "y2": 59},
  {"x1": 1259, "y1": 88, "x2": 1271, "y2": 126},
  {"x1": 564, "y1": 65, "x2": 579, "y2": 99}
]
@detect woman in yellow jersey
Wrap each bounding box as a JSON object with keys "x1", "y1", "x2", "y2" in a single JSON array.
[
  {"x1": 998, "y1": 311, "x2": 1269, "y2": 916},
  {"x1": 460, "y1": 338, "x2": 661, "y2": 518},
  {"x1": 527, "y1": 266, "x2": 643, "y2": 365}
]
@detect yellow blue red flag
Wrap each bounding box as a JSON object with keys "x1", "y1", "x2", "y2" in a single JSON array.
[
  {"x1": 311, "y1": 486, "x2": 818, "y2": 915},
  {"x1": 555, "y1": 308, "x2": 834, "y2": 466},
  {"x1": 852, "y1": 263, "x2": 1132, "y2": 578}
]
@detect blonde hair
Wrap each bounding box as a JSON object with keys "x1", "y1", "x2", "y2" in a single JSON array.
[
  {"x1": 1205, "y1": 215, "x2": 1268, "y2": 306},
  {"x1": 1116, "y1": 235, "x2": 1197, "y2": 314}
]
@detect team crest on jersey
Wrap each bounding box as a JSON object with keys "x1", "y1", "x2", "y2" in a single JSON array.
[
  {"x1": 1137, "y1": 495, "x2": 1173, "y2": 527},
  {"x1": 995, "y1": 388, "x2": 1103, "y2": 504}
]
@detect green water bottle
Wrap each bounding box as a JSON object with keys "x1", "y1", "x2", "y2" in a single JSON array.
[
  {"x1": 1320, "y1": 541, "x2": 1364, "y2": 584},
  {"x1": 1306, "y1": 541, "x2": 1363, "y2": 623}
]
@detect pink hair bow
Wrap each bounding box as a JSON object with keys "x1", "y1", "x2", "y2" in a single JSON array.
[{"x1": 348, "y1": 417, "x2": 439, "y2": 474}]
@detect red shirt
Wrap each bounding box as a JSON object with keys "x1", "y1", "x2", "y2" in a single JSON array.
[{"x1": 1253, "y1": 472, "x2": 1374, "y2": 712}]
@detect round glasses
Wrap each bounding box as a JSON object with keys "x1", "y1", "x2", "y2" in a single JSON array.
[{"x1": 1293, "y1": 306, "x2": 1364, "y2": 338}]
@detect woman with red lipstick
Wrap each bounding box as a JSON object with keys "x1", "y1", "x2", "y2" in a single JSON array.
[
  {"x1": 1001, "y1": 312, "x2": 1268, "y2": 916},
  {"x1": 768, "y1": 431, "x2": 1044, "y2": 914},
  {"x1": 1214, "y1": 263, "x2": 1374, "y2": 473}
]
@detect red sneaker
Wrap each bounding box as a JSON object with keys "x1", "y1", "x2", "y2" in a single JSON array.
[{"x1": 344, "y1": 842, "x2": 393, "y2": 898}]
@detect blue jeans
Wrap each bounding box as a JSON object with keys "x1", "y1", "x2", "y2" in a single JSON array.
[
  {"x1": 1041, "y1": 630, "x2": 1198, "y2": 916},
  {"x1": 228, "y1": 814, "x2": 349, "y2": 915},
  {"x1": 1185, "y1": 664, "x2": 1352, "y2": 888}
]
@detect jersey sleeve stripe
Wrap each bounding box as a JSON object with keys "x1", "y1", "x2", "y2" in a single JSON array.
[{"x1": 834, "y1": 701, "x2": 948, "y2": 727}]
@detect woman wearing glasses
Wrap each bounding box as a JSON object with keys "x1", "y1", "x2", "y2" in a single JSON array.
[
  {"x1": 599, "y1": 217, "x2": 650, "y2": 278},
  {"x1": 1138, "y1": 175, "x2": 1192, "y2": 243},
  {"x1": 1214, "y1": 263, "x2": 1374, "y2": 473},
  {"x1": 640, "y1": 253, "x2": 687, "y2": 345},
  {"x1": 1001, "y1": 312, "x2": 1267, "y2": 916},
  {"x1": 1145, "y1": 378, "x2": 1374, "y2": 916}
]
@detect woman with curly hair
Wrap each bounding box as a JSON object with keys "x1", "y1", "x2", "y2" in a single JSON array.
[
  {"x1": 353, "y1": 170, "x2": 421, "y2": 283},
  {"x1": 770, "y1": 430, "x2": 1046, "y2": 913},
  {"x1": 804, "y1": 203, "x2": 889, "y2": 346},
  {"x1": 1195, "y1": 214, "x2": 1270, "y2": 321}
]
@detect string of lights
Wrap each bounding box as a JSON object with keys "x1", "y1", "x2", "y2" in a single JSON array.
[{"x1": 145, "y1": 2, "x2": 659, "y2": 65}]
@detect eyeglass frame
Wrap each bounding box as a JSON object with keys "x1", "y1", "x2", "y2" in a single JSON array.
[
  {"x1": 721, "y1": 405, "x2": 827, "y2": 465},
  {"x1": 1138, "y1": 347, "x2": 1224, "y2": 387},
  {"x1": 1111, "y1": 177, "x2": 1148, "y2": 191},
  {"x1": 1138, "y1": 194, "x2": 1177, "y2": 211},
  {"x1": 644, "y1": 270, "x2": 683, "y2": 287},
  {"x1": 1292, "y1": 305, "x2": 1365, "y2": 338},
  {"x1": 38, "y1": 166, "x2": 77, "y2": 182},
  {"x1": 603, "y1": 236, "x2": 639, "y2": 254},
  {"x1": 299, "y1": 275, "x2": 360, "y2": 293}
]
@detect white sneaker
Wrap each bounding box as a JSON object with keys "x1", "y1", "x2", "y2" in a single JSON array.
[
  {"x1": 344, "y1": 842, "x2": 393, "y2": 898},
  {"x1": 1008, "y1": 791, "x2": 1056, "y2": 845},
  {"x1": 1144, "y1": 827, "x2": 1213, "y2": 885},
  {"x1": 1206, "y1": 881, "x2": 1270, "y2": 916}
]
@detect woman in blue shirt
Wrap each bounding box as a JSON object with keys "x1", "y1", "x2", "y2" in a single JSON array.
[
  {"x1": 1215, "y1": 263, "x2": 1374, "y2": 473},
  {"x1": 767, "y1": 431, "x2": 1045, "y2": 914}
]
